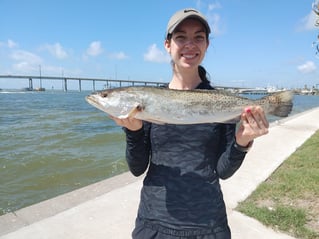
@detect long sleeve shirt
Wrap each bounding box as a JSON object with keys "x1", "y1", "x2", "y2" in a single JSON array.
[{"x1": 123, "y1": 82, "x2": 247, "y2": 236}]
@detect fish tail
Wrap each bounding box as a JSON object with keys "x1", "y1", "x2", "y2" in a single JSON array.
[{"x1": 265, "y1": 91, "x2": 293, "y2": 117}]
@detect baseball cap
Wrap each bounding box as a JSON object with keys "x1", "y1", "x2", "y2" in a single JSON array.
[{"x1": 166, "y1": 8, "x2": 211, "y2": 38}]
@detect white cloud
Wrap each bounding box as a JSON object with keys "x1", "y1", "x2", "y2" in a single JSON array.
[
  {"x1": 8, "y1": 39, "x2": 18, "y2": 48},
  {"x1": 13, "y1": 61, "x2": 31, "y2": 71},
  {"x1": 43, "y1": 43, "x2": 68, "y2": 59},
  {"x1": 109, "y1": 51, "x2": 129, "y2": 60},
  {"x1": 11, "y1": 50, "x2": 42, "y2": 63},
  {"x1": 297, "y1": 11, "x2": 318, "y2": 31},
  {"x1": 10, "y1": 50, "x2": 43, "y2": 72},
  {"x1": 208, "y1": 2, "x2": 222, "y2": 11},
  {"x1": 86, "y1": 41, "x2": 103, "y2": 56},
  {"x1": 297, "y1": 61, "x2": 317, "y2": 73},
  {"x1": 144, "y1": 44, "x2": 170, "y2": 63},
  {"x1": 0, "y1": 39, "x2": 18, "y2": 48},
  {"x1": 194, "y1": 1, "x2": 223, "y2": 36},
  {"x1": 207, "y1": 13, "x2": 222, "y2": 36}
]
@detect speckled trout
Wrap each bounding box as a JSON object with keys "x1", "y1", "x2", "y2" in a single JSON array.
[{"x1": 85, "y1": 86, "x2": 293, "y2": 124}]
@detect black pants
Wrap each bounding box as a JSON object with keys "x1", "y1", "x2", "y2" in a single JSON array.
[{"x1": 132, "y1": 219, "x2": 231, "y2": 239}]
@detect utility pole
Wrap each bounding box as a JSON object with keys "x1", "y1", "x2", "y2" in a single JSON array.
[{"x1": 39, "y1": 65, "x2": 42, "y2": 88}]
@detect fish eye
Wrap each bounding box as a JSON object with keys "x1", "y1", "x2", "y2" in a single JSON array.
[{"x1": 100, "y1": 92, "x2": 108, "y2": 98}]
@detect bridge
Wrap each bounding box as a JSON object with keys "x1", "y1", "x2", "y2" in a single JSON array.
[
  {"x1": 0, "y1": 74, "x2": 255, "y2": 94},
  {"x1": 0, "y1": 75, "x2": 167, "y2": 92}
]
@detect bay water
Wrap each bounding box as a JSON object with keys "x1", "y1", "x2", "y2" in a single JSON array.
[
  {"x1": 0, "y1": 90, "x2": 127, "y2": 216},
  {"x1": 1, "y1": 90, "x2": 319, "y2": 216}
]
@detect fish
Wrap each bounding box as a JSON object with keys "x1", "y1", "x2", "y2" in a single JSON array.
[{"x1": 85, "y1": 86, "x2": 293, "y2": 124}]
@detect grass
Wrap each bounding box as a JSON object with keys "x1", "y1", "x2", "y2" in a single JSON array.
[{"x1": 237, "y1": 130, "x2": 319, "y2": 239}]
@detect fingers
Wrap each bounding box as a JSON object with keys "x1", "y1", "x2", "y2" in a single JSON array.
[
  {"x1": 246, "y1": 107, "x2": 268, "y2": 127},
  {"x1": 108, "y1": 115, "x2": 123, "y2": 126},
  {"x1": 243, "y1": 106, "x2": 269, "y2": 135},
  {"x1": 108, "y1": 115, "x2": 143, "y2": 131}
]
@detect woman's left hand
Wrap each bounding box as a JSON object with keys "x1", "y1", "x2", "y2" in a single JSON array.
[{"x1": 235, "y1": 106, "x2": 269, "y2": 147}]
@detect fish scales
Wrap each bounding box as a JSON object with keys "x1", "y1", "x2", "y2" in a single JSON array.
[{"x1": 86, "y1": 86, "x2": 293, "y2": 124}]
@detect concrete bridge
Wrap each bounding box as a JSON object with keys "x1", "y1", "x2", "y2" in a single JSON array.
[
  {"x1": 0, "y1": 74, "x2": 255, "y2": 94},
  {"x1": 0, "y1": 75, "x2": 166, "y2": 92}
]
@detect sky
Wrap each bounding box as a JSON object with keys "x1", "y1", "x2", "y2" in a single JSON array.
[{"x1": 1, "y1": 0, "x2": 319, "y2": 90}]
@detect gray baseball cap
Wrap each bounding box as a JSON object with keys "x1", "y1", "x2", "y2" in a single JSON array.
[{"x1": 166, "y1": 8, "x2": 211, "y2": 38}]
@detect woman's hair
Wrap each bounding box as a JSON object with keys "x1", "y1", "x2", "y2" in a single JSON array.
[
  {"x1": 169, "y1": 61, "x2": 211, "y2": 84},
  {"x1": 198, "y1": 65, "x2": 211, "y2": 84}
]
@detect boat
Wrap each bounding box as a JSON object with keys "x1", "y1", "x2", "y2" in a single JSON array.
[{"x1": 34, "y1": 87, "x2": 45, "y2": 91}]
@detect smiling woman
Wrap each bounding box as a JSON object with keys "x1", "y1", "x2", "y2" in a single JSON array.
[
  {"x1": 165, "y1": 9, "x2": 211, "y2": 90},
  {"x1": 106, "y1": 8, "x2": 272, "y2": 239}
]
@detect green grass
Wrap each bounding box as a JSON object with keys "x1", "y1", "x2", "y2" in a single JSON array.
[{"x1": 237, "y1": 130, "x2": 319, "y2": 239}]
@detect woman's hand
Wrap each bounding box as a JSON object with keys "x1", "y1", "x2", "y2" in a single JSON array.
[
  {"x1": 235, "y1": 106, "x2": 269, "y2": 147},
  {"x1": 109, "y1": 115, "x2": 143, "y2": 131}
]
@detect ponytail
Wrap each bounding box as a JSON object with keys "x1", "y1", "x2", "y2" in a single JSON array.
[{"x1": 198, "y1": 65, "x2": 211, "y2": 84}]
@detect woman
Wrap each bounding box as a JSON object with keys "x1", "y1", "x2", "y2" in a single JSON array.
[{"x1": 112, "y1": 8, "x2": 269, "y2": 239}]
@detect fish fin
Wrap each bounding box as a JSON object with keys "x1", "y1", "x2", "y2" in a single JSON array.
[
  {"x1": 265, "y1": 91, "x2": 293, "y2": 117},
  {"x1": 127, "y1": 104, "x2": 144, "y2": 118}
]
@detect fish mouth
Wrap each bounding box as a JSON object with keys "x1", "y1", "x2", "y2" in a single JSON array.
[
  {"x1": 85, "y1": 95, "x2": 96, "y2": 104},
  {"x1": 85, "y1": 95, "x2": 108, "y2": 114},
  {"x1": 85, "y1": 95, "x2": 98, "y2": 108}
]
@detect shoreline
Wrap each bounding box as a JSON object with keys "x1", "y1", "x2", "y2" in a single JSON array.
[
  {"x1": 0, "y1": 172, "x2": 139, "y2": 236},
  {"x1": 1, "y1": 107, "x2": 319, "y2": 238}
]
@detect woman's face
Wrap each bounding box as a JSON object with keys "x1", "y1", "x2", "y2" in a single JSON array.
[{"x1": 165, "y1": 18, "x2": 209, "y2": 70}]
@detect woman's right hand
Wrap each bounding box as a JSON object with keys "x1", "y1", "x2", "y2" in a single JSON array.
[{"x1": 109, "y1": 115, "x2": 143, "y2": 131}]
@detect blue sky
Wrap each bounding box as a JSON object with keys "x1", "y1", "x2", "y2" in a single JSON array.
[{"x1": 1, "y1": 0, "x2": 319, "y2": 90}]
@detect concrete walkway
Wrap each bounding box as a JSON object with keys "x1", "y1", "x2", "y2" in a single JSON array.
[{"x1": 1, "y1": 107, "x2": 319, "y2": 239}]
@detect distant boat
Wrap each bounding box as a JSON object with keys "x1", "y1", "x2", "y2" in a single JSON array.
[
  {"x1": 22, "y1": 87, "x2": 33, "y2": 91},
  {"x1": 266, "y1": 86, "x2": 286, "y2": 93},
  {"x1": 34, "y1": 87, "x2": 45, "y2": 92},
  {"x1": 21, "y1": 87, "x2": 45, "y2": 92}
]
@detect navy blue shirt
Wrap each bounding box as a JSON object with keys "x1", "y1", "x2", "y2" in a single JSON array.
[{"x1": 124, "y1": 81, "x2": 247, "y2": 235}]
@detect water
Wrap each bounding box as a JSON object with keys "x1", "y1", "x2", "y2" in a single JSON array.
[
  {"x1": 1, "y1": 90, "x2": 319, "y2": 216},
  {"x1": 0, "y1": 90, "x2": 127, "y2": 215}
]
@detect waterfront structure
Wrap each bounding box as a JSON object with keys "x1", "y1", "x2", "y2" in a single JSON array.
[{"x1": 0, "y1": 75, "x2": 166, "y2": 92}]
